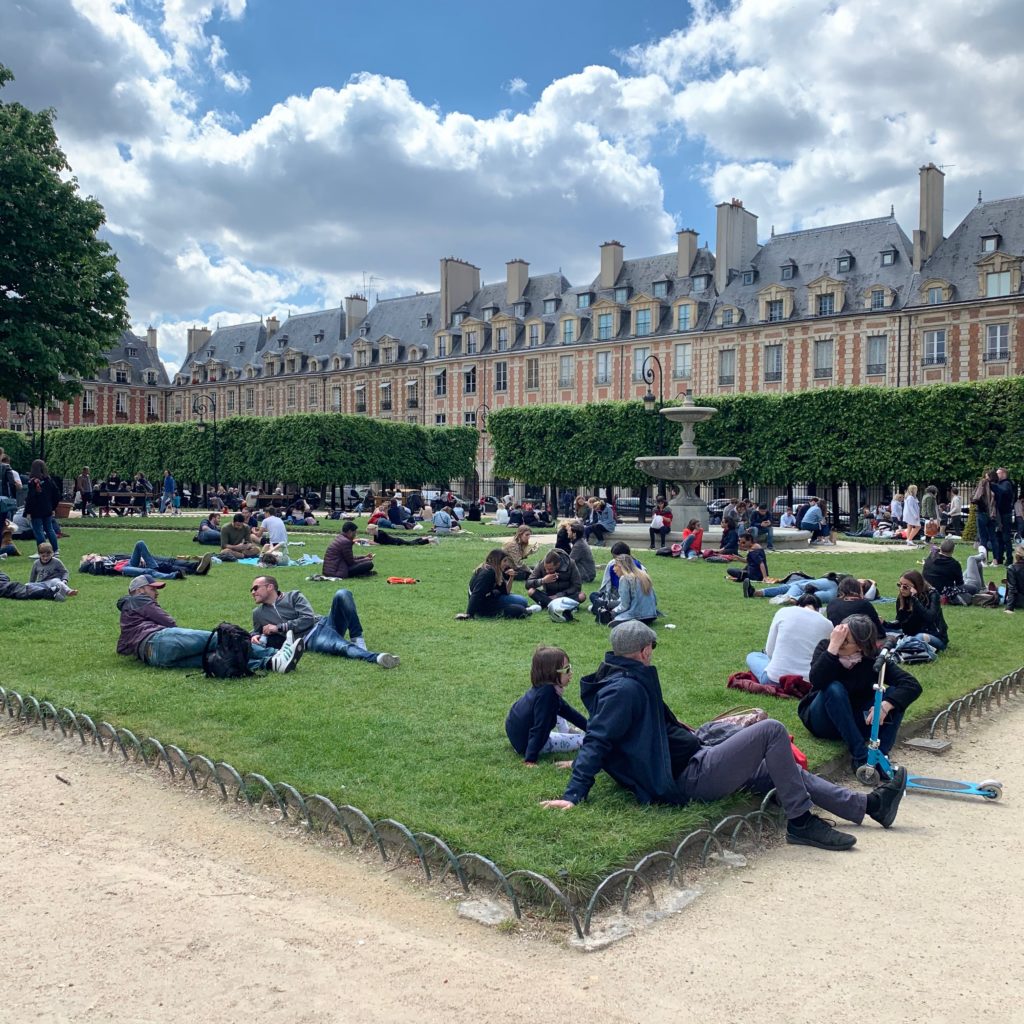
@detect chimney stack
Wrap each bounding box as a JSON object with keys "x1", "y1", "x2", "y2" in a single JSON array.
[
  {"x1": 265, "y1": 315, "x2": 280, "y2": 339},
  {"x1": 344, "y1": 295, "x2": 368, "y2": 334},
  {"x1": 913, "y1": 163, "x2": 945, "y2": 271},
  {"x1": 186, "y1": 325, "x2": 212, "y2": 356},
  {"x1": 600, "y1": 241, "x2": 624, "y2": 290},
  {"x1": 439, "y1": 257, "x2": 480, "y2": 330},
  {"x1": 506, "y1": 259, "x2": 529, "y2": 305},
  {"x1": 146, "y1": 325, "x2": 158, "y2": 349},
  {"x1": 714, "y1": 198, "x2": 758, "y2": 292},
  {"x1": 677, "y1": 229, "x2": 698, "y2": 278}
]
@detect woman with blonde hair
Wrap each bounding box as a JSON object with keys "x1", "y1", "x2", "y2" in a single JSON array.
[
  {"x1": 609, "y1": 554, "x2": 659, "y2": 626},
  {"x1": 502, "y1": 525, "x2": 536, "y2": 580}
]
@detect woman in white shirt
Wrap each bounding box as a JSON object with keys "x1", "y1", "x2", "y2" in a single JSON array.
[{"x1": 903, "y1": 484, "x2": 922, "y2": 545}]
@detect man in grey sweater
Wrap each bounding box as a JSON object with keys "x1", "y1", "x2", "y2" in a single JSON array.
[{"x1": 250, "y1": 576, "x2": 400, "y2": 668}]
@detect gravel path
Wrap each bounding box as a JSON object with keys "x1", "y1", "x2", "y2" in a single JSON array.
[{"x1": 1, "y1": 706, "x2": 1020, "y2": 1023}]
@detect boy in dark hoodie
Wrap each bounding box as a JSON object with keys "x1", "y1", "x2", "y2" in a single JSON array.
[{"x1": 540, "y1": 621, "x2": 907, "y2": 851}]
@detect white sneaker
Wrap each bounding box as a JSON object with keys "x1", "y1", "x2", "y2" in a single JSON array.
[
  {"x1": 526, "y1": 603, "x2": 543, "y2": 613},
  {"x1": 376, "y1": 652, "x2": 400, "y2": 669},
  {"x1": 271, "y1": 630, "x2": 304, "y2": 673},
  {"x1": 769, "y1": 594, "x2": 790, "y2": 605},
  {"x1": 353, "y1": 636, "x2": 368, "y2": 651},
  {"x1": 978, "y1": 544, "x2": 988, "y2": 561}
]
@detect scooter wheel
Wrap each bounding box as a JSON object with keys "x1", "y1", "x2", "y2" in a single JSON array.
[
  {"x1": 978, "y1": 780, "x2": 1003, "y2": 801},
  {"x1": 856, "y1": 764, "x2": 880, "y2": 786}
]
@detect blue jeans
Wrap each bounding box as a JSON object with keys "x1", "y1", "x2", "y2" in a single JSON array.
[
  {"x1": 304, "y1": 589, "x2": 380, "y2": 661},
  {"x1": 803, "y1": 680, "x2": 904, "y2": 764},
  {"x1": 497, "y1": 593, "x2": 530, "y2": 617},
  {"x1": 119, "y1": 540, "x2": 180, "y2": 580},
  {"x1": 745, "y1": 651, "x2": 772, "y2": 684},
  {"x1": 760, "y1": 578, "x2": 838, "y2": 602},
  {"x1": 31, "y1": 515, "x2": 60, "y2": 553},
  {"x1": 143, "y1": 627, "x2": 274, "y2": 672},
  {"x1": 196, "y1": 529, "x2": 222, "y2": 544},
  {"x1": 751, "y1": 524, "x2": 775, "y2": 549},
  {"x1": 975, "y1": 511, "x2": 997, "y2": 557},
  {"x1": 160, "y1": 493, "x2": 174, "y2": 513}
]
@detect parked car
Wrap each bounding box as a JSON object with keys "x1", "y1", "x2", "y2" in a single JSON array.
[
  {"x1": 706, "y1": 498, "x2": 732, "y2": 523},
  {"x1": 615, "y1": 496, "x2": 656, "y2": 518},
  {"x1": 479, "y1": 495, "x2": 500, "y2": 513}
]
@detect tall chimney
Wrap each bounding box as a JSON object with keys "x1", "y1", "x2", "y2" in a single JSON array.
[
  {"x1": 146, "y1": 325, "x2": 158, "y2": 349},
  {"x1": 344, "y1": 296, "x2": 368, "y2": 334},
  {"x1": 913, "y1": 163, "x2": 945, "y2": 271},
  {"x1": 187, "y1": 326, "x2": 212, "y2": 356},
  {"x1": 506, "y1": 259, "x2": 529, "y2": 305},
  {"x1": 265, "y1": 315, "x2": 280, "y2": 339},
  {"x1": 600, "y1": 241, "x2": 624, "y2": 290},
  {"x1": 677, "y1": 229, "x2": 698, "y2": 278},
  {"x1": 715, "y1": 198, "x2": 758, "y2": 292},
  {"x1": 439, "y1": 257, "x2": 480, "y2": 329}
]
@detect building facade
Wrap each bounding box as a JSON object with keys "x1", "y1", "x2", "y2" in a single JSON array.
[{"x1": 8, "y1": 166, "x2": 1023, "y2": 484}]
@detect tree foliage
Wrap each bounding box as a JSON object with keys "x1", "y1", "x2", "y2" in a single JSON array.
[
  {"x1": 0, "y1": 428, "x2": 32, "y2": 468},
  {"x1": 0, "y1": 64, "x2": 129, "y2": 406},
  {"x1": 44, "y1": 415, "x2": 479, "y2": 486},
  {"x1": 489, "y1": 379, "x2": 1024, "y2": 489}
]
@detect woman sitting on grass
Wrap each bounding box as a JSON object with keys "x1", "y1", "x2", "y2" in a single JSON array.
[
  {"x1": 679, "y1": 519, "x2": 704, "y2": 559},
  {"x1": 882, "y1": 569, "x2": 948, "y2": 651},
  {"x1": 609, "y1": 554, "x2": 659, "y2": 626},
  {"x1": 1004, "y1": 545, "x2": 1024, "y2": 614},
  {"x1": 456, "y1": 549, "x2": 531, "y2": 620},
  {"x1": 505, "y1": 645, "x2": 587, "y2": 766},
  {"x1": 502, "y1": 526, "x2": 536, "y2": 581}
]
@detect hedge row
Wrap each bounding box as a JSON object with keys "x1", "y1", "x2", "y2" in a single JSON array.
[
  {"x1": 0, "y1": 429, "x2": 32, "y2": 468},
  {"x1": 488, "y1": 377, "x2": 1024, "y2": 488},
  {"x1": 42, "y1": 414, "x2": 479, "y2": 487}
]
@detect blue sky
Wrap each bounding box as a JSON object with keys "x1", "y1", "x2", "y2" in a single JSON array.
[{"x1": 1, "y1": 0, "x2": 1020, "y2": 371}]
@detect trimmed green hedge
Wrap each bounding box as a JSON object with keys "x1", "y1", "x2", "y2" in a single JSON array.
[
  {"x1": 0, "y1": 429, "x2": 32, "y2": 467},
  {"x1": 43, "y1": 414, "x2": 479, "y2": 486},
  {"x1": 490, "y1": 378, "x2": 1024, "y2": 488}
]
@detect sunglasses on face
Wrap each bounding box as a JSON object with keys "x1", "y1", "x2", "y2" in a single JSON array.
[{"x1": 556, "y1": 664, "x2": 572, "y2": 676}]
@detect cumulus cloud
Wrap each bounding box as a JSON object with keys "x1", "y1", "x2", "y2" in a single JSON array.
[
  {"x1": 626, "y1": 0, "x2": 1024, "y2": 230},
  {"x1": 504, "y1": 77, "x2": 527, "y2": 96}
]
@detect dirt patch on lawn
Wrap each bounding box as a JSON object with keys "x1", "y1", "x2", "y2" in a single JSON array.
[{"x1": 1, "y1": 705, "x2": 1020, "y2": 1023}]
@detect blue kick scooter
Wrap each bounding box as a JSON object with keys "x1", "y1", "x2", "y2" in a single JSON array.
[{"x1": 855, "y1": 647, "x2": 1003, "y2": 800}]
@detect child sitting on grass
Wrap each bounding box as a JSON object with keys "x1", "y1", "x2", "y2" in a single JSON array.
[
  {"x1": 29, "y1": 542, "x2": 78, "y2": 597},
  {"x1": 505, "y1": 645, "x2": 587, "y2": 766}
]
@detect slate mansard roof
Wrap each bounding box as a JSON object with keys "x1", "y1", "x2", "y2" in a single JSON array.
[
  {"x1": 713, "y1": 215, "x2": 915, "y2": 325},
  {"x1": 98, "y1": 330, "x2": 170, "y2": 385}
]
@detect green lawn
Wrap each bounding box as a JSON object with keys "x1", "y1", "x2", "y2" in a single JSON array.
[{"x1": 4, "y1": 525, "x2": 1019, "y2": 892}]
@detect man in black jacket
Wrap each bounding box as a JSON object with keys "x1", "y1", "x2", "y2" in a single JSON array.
[
  {"x1": 541, "y1": 621, "x2": 906, "y2": 851},
  {"x1": 994, "y1": 469, "x2": 1018, "y2": 566}
]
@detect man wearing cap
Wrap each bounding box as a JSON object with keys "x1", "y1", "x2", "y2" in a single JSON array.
[
  {"x1": 250, "y1": 576, "x2": 399, "y2": 668},
  {"x1": 541, "y1": 620, "x2": 907, "y2": 851},
  {"x1": 116, "y1": 575, "x2": 301, "y2": 672}
]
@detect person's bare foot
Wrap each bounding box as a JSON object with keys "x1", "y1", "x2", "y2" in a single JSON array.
[{"x1": 67, "y1": 589, "x2": 79, "y2": 597}]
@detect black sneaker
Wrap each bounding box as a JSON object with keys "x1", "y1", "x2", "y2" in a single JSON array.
[
  {"x1": 786, "y1": 814, "x2": 857, "y2": 851},
  {"x1": 868, "y1": 765, "x2": 907, "y2": 828},
  {"x1": 742, "y1": 577, "x2": 755, "y2": 599}
]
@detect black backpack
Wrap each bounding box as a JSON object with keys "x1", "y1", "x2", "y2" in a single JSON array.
[
  {"x1": 202, "y1": 622, "x2": 255, "y2": 679},
  {"x1": 0, "y1": 464, "x2": 15, "y2": 499}
]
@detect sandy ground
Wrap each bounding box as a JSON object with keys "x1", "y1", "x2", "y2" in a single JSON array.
[{"x1": 1, "y1": 706, "x2": 1021, "y2": 1024}]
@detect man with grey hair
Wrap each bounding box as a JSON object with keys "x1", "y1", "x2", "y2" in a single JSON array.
[{"x1": 541, "y1": 620, "x2": 906, "y2": 851}]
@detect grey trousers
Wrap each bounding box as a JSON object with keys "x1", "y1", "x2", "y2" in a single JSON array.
[{"x1": 678, "y1": 719, "x2": 867, "y2": 823}]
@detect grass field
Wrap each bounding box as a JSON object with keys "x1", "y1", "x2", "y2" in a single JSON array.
[{"x1": 3, "y1": 523, "x2": 1019, "y2": 891}]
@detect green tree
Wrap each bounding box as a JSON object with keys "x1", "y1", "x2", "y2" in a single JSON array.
[{"x1": 0, "y1": 64, "x2": 129, "y2": 407}]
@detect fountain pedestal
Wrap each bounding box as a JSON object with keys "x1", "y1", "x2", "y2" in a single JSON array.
[{"x1": 634, "y1": 399, "x2": 741, "y2": 529}]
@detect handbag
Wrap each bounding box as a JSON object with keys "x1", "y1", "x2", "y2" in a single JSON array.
[{"x1": 650, "y1": 514, "x2": 664, "y2": 530}]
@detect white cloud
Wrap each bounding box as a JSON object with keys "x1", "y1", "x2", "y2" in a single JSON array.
[
  {"x1": 504, "y1": 77, "x2": 527, "y2": 96},
  {"x1": 627, "y1": 0, "x2": 1024, "y2": 231}
]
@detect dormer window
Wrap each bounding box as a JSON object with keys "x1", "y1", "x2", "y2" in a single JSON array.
[
  {"x1": 146, "y1": 371, "x2": 156, "y2": 384},
  {"x1": 691, "y1": 275, "x2": 708, "y2": 294},
  {"x1": 481, "y1": 306, "x2": 495, "y2": 323},
  {"x1": 419, "y1": 314, "x2": 432, "y2": 328},
  {"x1": 513, "y1": 301, "x2": 528, "y2": 318},
  {"x1": 465, "y1": 330, "x2": 478, "y2": 355},
  {"x1": 781, "y1": 263, "x2": 796, "y2": 281},
  {"x1": 125, "y1": 346, "x2": 138, "y2": 357},
  {"x1": 721, "y1": 308, "x2": 734, "y2": 326},
  {"x1": 576, "y1": 293, "x2": 591, "y2": 309},
  {"x1": 543, "y1": 298, "x2": 557, "y2": 314},
  {"x1": 357, "y1": 350, "x2": 368, "y2": 368},
  {"x1": 235, "y1": 343, "x2": 244, "y2": 354},
  {"x1": 114, "y1": 367, "x2": 128, "y2": 383},
  {"x1": 278, "y1": 338, "x2": 286, "y2": 348},
  {"x1": 614, "y1": 286, "x2": 630, "y2": 303},
  {"x1": 836, "y1": 254, "x2": 853, "y2": 273},
  {"x1": 382, "y1": 348, "x2": 394, "y2": 364},
  {"x1": 314, "y1": 330, "x2": 325, "y2": 343},
  {"x1": 742, "y1": 270, "x2": 755, "y2": 286},
  {"x1": 652, "y1": 280, "x2": 669, "y2": 299},
  {"x1": 360, "y1": 323, "x2": 370, "y2": 336},
  {"x1": 880, "y1": 248, "x2": 896, "y2": 267},
  {"x1": 982, "y1": 234, "x2": 1000, "y2": 253},
  {"x1": 452, "y1": 312, "x2": 465, "y2": 327}
]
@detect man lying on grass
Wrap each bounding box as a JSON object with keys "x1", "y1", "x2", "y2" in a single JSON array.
[
  {"x1": 117, "y1": 575, "x2": 302, "y2": 673},
  {"x1": 541, "y1": 620, "x2": 907, "y2": 851}
]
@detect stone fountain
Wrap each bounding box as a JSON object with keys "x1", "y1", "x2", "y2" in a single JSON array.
[{"x1": 635, "y1": 394, "x2": 741, "y2": 529}]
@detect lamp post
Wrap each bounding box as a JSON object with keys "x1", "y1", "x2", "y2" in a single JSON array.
[
  {"x1": 641, "y1": 354, "x2": 666, "y2": 500},
  {"x1": 12, "y1": 397, "x2": 36, "y2": 460},
  {"x1": 474, "y1": 402, "x2": 490, "y2": 498},
  {"x1": 192, "y1": 393, "x2": 218, "y2": 499}
]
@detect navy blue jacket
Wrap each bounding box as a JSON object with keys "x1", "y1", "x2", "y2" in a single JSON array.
[
  {"x1": 505, "y1": 685, "x2": 587, "y2": 763},
  {"x1": 561, "y1": 654, "x2": 699, "y2": 806}
]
